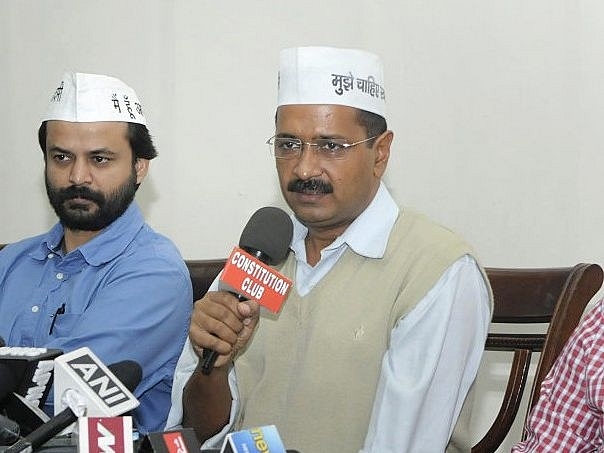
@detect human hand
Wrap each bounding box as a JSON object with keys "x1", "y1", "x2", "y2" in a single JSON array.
[{"x1": 189, "y1": 291, "x2": 260, "y2": 369}]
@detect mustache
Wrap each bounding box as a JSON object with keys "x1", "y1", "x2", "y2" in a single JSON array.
[
  {"x1": 54, "y1": 185, "x2": 105, "y2": 205},
  {"x1": 287, "y1": 179, "x2": 333, "y2": 194}
]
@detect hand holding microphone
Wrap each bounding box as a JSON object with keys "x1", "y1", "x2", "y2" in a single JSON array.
[
  {"x1": 190, "y1": 292, "x2": 261, "y2": 371},
  {"x1": 191, "y1": 207, "x2": 293, "y2": 375}
]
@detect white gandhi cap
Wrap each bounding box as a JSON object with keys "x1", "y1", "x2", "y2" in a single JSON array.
[
  {"x1": 277, "y1": 46, "x2": 386, "y2": 118},
  {"x1": 42, "y1": 72, "x2": 147, "y2": 126}
]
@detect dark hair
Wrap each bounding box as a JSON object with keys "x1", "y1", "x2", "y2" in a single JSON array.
[
  {"x1": 356, "y1": 109, "x2": 387, "y2": 146},
  {"x1": 38, "y1": 121, "x2": 158, "y2": 161}
]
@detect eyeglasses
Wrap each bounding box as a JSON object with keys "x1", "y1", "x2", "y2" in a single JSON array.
[{"x1": 266, "y1": 135, "x2": 378, "y2": 160}]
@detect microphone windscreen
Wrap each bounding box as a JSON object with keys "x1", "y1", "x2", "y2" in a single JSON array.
[
  {"x1": 239, "y1": 207, "x2": 293, "y2": 265},
  {"x1": 107, "y1": 360, "x2": 142, "y2": 393}
]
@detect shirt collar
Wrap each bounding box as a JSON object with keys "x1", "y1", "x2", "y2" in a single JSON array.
[
  {"x1": 31, "y1": 202, "x2": 145, "y2": 265},
  {"x1": 291, "y1": 181, "x2": 399, "y2": 259}
]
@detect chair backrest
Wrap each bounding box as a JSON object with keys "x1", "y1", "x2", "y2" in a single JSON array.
[
  {"x1": 185, "y1": 259, "x2": 226, "y2": 300},
  {"x1": 471, "y1": 263, "x2": 604, "y2": 452}
]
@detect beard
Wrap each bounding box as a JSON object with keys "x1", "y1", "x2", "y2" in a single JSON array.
[{"x1": 45, "y1": 170, "x2": 138, "y2": 232}]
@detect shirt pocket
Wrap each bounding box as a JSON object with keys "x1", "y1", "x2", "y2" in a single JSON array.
[{"x1": 49, "y1": 313, "x2": 81, "y2": 338}]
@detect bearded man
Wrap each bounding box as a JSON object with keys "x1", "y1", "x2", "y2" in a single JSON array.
[{"x1": 0, "y1": 73, "x2": 192, "y2": 434}]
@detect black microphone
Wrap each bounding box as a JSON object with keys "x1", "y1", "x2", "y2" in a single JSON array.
[
  {"x1": 0, "y1": 346, "x2": 64, "y2": 437},
  {"x1": 5, "y1": 360, "x2": 142, "y2": 453},
  {"x1": 200, "y1": 206, "x2": 293, "y2": 375},
  {"x1": 137, "y1": 428, "x2": 200, "y2": 453},
  {"x1": 0, "y1": 346, "x2": 63, "y2": 410},
  {"x1": 105, "y1": 360, "x2": 143, "y2": 394}
]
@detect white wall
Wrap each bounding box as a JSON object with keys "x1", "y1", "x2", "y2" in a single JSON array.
[{"x1": 2, "y1": 1, "x2": 603, "y2": 450}]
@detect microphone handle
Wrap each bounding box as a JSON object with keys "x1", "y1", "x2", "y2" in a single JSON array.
[
  {"x1": 201, "y1": 247, "x2": 273, "y2": 375},
  {"x1": 200, "y1": 293, "x2": 247, "y2": 375},
  {"x1": 200, "y1": 349, "x2": 218, "y2": 376},
  {"x1": 5, "y1": 408, "x2": 75, "y2": 453}
]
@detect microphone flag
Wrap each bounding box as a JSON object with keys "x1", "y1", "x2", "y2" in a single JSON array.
[
  {"x1": 220, "y1": 247, "x2": 292, "y2": 313},
  {"x1": 0, "y1": 346, "x2": 63, "y2": 408},
  {"x1": 138, "y1": 428, "x2": 200, "y2": 453},
  {"x1": 53, "y1": 347, "x2": 139, "y2": 417},
  {"x1": 78, "y1": 416, "x2": 133, "y2": 453},
  {"x1": 0, "y1": 346, "x2": 62, "y2": 435},
  {"x1": 220, "y1": 425, "x2": 286, "y2": 453}
]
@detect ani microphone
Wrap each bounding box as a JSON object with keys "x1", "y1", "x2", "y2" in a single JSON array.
[{"x1": 5, "y1": 353, "x2": 142, "y2": 453}]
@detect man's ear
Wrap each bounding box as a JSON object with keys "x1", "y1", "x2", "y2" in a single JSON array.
[
  {"x1": 373, "y1": 130, "x2": 393, "y2": 178},
  {"x1": 135, "y1": 158, "x2": 150, "y2": 184}
]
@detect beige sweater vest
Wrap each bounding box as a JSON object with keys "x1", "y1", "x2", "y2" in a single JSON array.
[{"x1": 233, "y1": 209, "x2": 484, "y2": 452}]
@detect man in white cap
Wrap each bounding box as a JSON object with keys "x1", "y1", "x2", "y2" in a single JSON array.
[
  {"x1": 167, "y1": 47, "x2": 492, "y2": 452},
  {"x1": 0, "y1": 73, "x2": 192, "y2": 434}
]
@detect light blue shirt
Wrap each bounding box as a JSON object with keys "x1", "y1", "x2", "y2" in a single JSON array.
[{"x1": 0, "y1": 202, "x2": 192, "y2": 433}]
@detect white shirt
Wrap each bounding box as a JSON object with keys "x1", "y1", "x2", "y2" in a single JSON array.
[{"x1": 167, "y1": 183, "x2": 491, "y2": 452}]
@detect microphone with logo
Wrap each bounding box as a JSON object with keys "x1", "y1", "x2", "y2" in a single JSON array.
[
  {"x1": 0, "y1": 340, "x2": 63, "y2": 409},
  {"x1": 0, "y1": 340, "x2": 63, "y2": 436},
  {"x1": 200, "y1": 206, "x2": 294, "y2": 375},
  {"x1": 5, "y1": 347, "x2": 141, "y2": 453},
  {"x1": 218, "y1": 425, "x2": 301, "y2": 453}
]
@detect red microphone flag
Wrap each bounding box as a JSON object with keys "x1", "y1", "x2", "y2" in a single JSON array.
[{"x1": 220, "y1": 247, "x2": 292, "y2": 313}]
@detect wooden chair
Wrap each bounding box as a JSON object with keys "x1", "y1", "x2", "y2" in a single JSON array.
[
  {"x1": 185, "y1": 258, "x2": 225, "y2": 300},
  {"x1": 471, "y1": 263, "x2": 604, "y2": 452}
]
